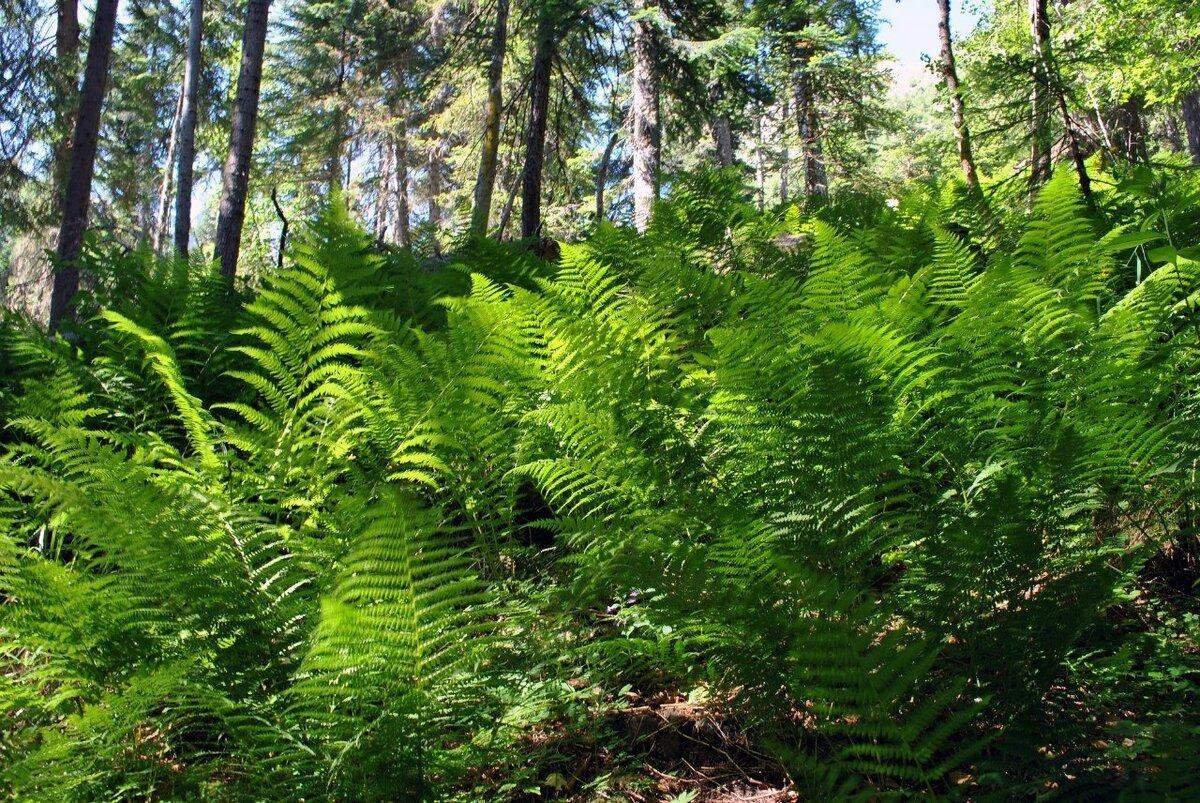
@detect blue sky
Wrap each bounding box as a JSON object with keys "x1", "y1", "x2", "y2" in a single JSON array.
[{"x1": 877, "y1": 0, "x2": 987, "y2": 87}]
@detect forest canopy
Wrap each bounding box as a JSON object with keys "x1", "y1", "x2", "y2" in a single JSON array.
[{"x1": 2, "y1": 0, "x2": 1200, "y2": 799}]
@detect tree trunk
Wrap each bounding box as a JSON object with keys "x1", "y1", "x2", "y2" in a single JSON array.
[
  {"x1": 427, "y1": 141, "x2": 442, "y2": 255},
  {"x1": 793, "y1": 65, "x2": 826, "y2": 196},
  {"x1": 1111, "y1": 95, "x2": 1149, "y2": 164},
  {"x1": 50, "y1": 0, "x2": 81, "y2": 219},
  {"x1": 49, "y1": 0, "x2": 119, "y2": 332},
  {"x1": 328, "y1": 40, "x2": 348, "y2": 192},
  {"x1": 630, "y1": 0, "x2": 658, "y2": 232},
  {"x1": 375, "y1": 140, "x2": 391, "y2": 240},
  {"x1": 712, "y1": 113, "x2": 735, "y2": 168},
  {"x1": 393, "y1": 130, "x2": 411, "y2": 248},
  {"x1": 1028, "y1": 0, "x2": 1052, "y2": 195},
  {"x1": 152, "y1": 89, "x2": 184, "y2": 253},
  {"x1": 520, "y1": 9, "x2": 555, "y2": 240},
  {"x1": 1183, "y1": 90, "x2": 1200, "y2": 165},
  {"x1": 779, "y1": 98, "x2": 789, "y2": 204},
  {"x1": 595, "y1": 131, "x2": 618, "y2": 222},
  {"x1": 212, "y1": 0, "x2": 271, "y2": 281},
  {"x1": 936, "y1": 0, "x2": 982, "y2": 196},
  {"x1": 173, "y1": 0, "x2": 203, "y2": 256},
  {"x1": 469, "y1": 0, "x2": 508, "y2": 237}
]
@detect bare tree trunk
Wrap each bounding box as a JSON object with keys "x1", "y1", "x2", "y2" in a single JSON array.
[
  {"x1": 374, "y1": 140, "x2": 390, "y2": 240},
  {"x1": 595, "y1": 131, "x2": 618, "y2": 222},
  {"x1": 328, "y1": 39, "x2": 348, "y2": 192},
  {"x1": 173, "y1": 0, "x2": 203, "y2": 256},
  {"x1": 212, "y1": 0, "x2": 271, "y2": 281},
  {"x1": 520, "y1": 9, "x2": 555, "y2": 240},
  {"x1": 779, "y1": 98, "x2": 789, "y2": 204},
  {"x1": 754, "y1": 105, "x2": 766, "y2": 209},
  {"x1": 1028, "y1": 0, "x2": 1052, "y2": 196},
  {"x1": 393, "y1": 130, "x2": 411, "y2": 248},
  {"x1": 152, "y1": 89, "x2": 184, "y2": 253},
  {"x1": 49, "y1": 0, "x2": 119, "y2": 332},
  {"x1": 936, "y1": 0, "x2": 982, "y2": 196},
  {"x1": 793, "y1": 65, "x2": 826, "y2": 196},
  {"x1": 469, "y1": 0, "x2": 508, "y2": 237},
  {"x1": 630, "y1": 0, "x2": 658, "y2": 232},
  {"x1": 1111, "y1": 95, "x2": 1149, "y2": 164},
  {"x1": 50, "y1": 0, "x2": 80, "y2": 220},
  {"x1": 1184, "y1": 90, "x2": 1200, "y2": 165},
  {"x1": 427, "y1": 140, "x2": 442, "y2": 255}
]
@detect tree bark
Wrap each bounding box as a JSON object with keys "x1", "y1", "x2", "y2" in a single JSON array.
[
  {"x1": 754, "y1": 106, "x2": 766, "y2": 210},
  {"x1": 1183, "y1": 90, "x2": 1200, "y2": 165},
  {"x1": 779, "y1": 97, "x2": 789, "y2": 204},
  {"x1": 936, "y1": 0, "x2": 982, "y2": 196},
  {"x1": 1111, "y1": 95, "x2": 1149, "y2": 164},
  {"x1": 50, "y1": 0, "x2": 80, "y2": 219},
  {"x1": 393, "y1": 130, "x2": 411, "y2": 247},
  {"x1": 595, "y1": 131, "x2": 618, "y2": 222},
  {"x1": 469, "y1": 0, "x2": 508, "y2": 237},
  {"x1": 212, "y1": 0, "x2": 271, "y2": 281},
  {"x1": 793, "y1": 65, "x2": 826, "y2": 196},
  {"x1": 520, "y1": 9, "x2": 555, "y2": 240},
  {"x1": 630, "y1": 0, "x2": 658, "y2": 232},
  {"x1": 1028, "y1": 0, "x2": 1052, "y2": 195},
  {"x1": 712, "y1": 112, "x2": 735, "y2": 168},
  {"x1": 375, "y1": 140, "x2": 391, "y2": 240},
  {"x1": 49, "y1": 0, "x2": 119, "y2": 332},
  {"x1": 173, "y1": 0, "x2": 203, "y2": 256},
  {"x1": 427, "y1": 140, "x2": 442, "y2": 255},
  {"x1": 152, "y1": 89, "x2": 184, "y2": 253}
]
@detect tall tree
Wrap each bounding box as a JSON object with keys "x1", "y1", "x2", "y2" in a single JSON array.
[
  {"x1": 213, "y1": 0, "x2": 271, "y2": 280},
  {"x1": 173, "y1": 0, "x2": 204, "y2": 256},
  {"x1": 630, "y1": 0, "x2": 659, "y2": 232},
  {"x1": 49, "y1": 0, "x2": 120, "y2": 332},
  {"x1": 1028, "y1": 0, "x2": 1052, "y2": 193},
  {"x1": 936, "y1": 0, "x2": 981, "y2": 196},
  {"x1": 520, "y1": 4, "x2": 557, "y2": 240},
  {"x1": 49, "y1": 0, "x2": 80, "y2": 216},
  {"x1": 469, "y1": 0, "x2": 509, "y2": 237},
  {"x1": 151, "y1": 89, "x2": 184, "y2": 252}
]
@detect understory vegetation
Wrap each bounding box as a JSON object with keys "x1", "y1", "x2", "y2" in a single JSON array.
[{"x1": 3, "y1": 165, "x2": 1199, "y2": 799}]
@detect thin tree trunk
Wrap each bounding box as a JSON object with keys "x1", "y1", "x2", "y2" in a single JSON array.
[
  {"x1": 328, "y1": 39, "x2": 348, "y2": 192},
  {"x1": 755, "y1": 106, "x2": 766, "y2": 210},
  {"x1": 497, "y1": 159, "x2": 519, "y2": 239},
  {"x1": 50, "y1": 0, "x2": 80, "y2": 220},
  {"x1": 393, "y1": 130, "x2": 411, "y2": 247},
  {"x1": 469, "y1": 0, "x2": 509, "y2": 237},
  {"x1": 1056, "y1": 93, "x2": 1092, "y2": 201},
  {"x1": 1028, "y1": 0, "x2": 1052, "y2": 196},
  {"x1": 595, "y1": 131, "x2": 618, "y2": 222},
  {"x1": 270, "y1": 187, "x2": 288, "y2": 269},
  {"x1": 793, "y1": 65, "x2": 826, "y2": 196},
  {"x1": 630, "y1": 0, "x2": 658, "y2": 232},
  {"x1": 375, "y1": 140, "x2": 390, "y2": 240},
  {"x1": 520, "y1": 9, "x2": 555, "y2": 240},
  {"x1": 173, "y1": 0, "x2": 203, "y2": 256},
  {"x1": 152, "y1": 89, "x2": 184, "y2": 252},
  {"x1": 779, "y1": 98, "x2": 789, "y2": 204},
  {"x1": 936, "y1": 0, "x2": 982, "y2": 197},
  {"x1": 49, "y1": 0, "x2": 120, "y2": 332},
  {"x1": 427, "y1": 141, "x2": 442, "y2": 255},
  {"x1": 212, "y1": 0, "x2": 271, "y2": 281},
  {"x1": 1183, "y1": 90, "x2": 1200, "y2": 165}
]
